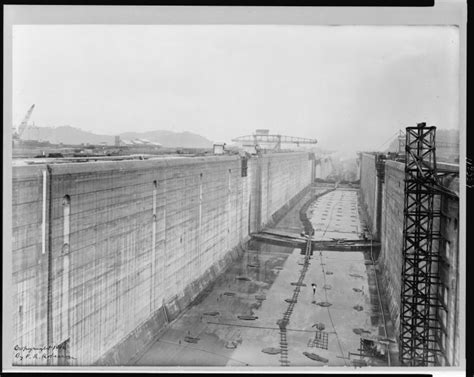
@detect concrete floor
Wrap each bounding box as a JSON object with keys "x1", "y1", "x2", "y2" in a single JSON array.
[{"x1": 135, "y1": 187, "x2": 393, "y2": 367}]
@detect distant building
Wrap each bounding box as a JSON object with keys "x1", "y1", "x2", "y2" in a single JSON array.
[{"x1": 213, "y1": 143, "x2": 226, "y2": 155}]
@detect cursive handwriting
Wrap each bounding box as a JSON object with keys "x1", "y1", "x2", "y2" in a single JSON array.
[{"x1": 13, "y1": 344, "x2": 77, "y2": 361}]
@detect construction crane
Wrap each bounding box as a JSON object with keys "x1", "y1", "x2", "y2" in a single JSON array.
[
  {"x1": 15, "y1": 104, "x2": 35, "y2": 140},
  {"x1": 232, "y1": 129, "x2": 317, "y2": 152}
]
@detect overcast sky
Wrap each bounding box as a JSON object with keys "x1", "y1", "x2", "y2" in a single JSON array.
[{"x1": 12, "y1": 25, "x2": 459, "y2": 155}]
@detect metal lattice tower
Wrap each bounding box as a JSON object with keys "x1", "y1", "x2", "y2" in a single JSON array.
[{"x1": 399, "y1": 123, "x2": 443, "y2": 366}]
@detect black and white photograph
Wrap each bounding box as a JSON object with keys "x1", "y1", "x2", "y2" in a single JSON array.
[{"x1": 3, "y1": 4, "x2": 467, "y2": 374}]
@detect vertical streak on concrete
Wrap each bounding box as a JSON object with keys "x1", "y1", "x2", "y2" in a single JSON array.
[
  {"x1": 255, "y1": 159, "x2": 262, "y2": 231},
  {"x1": 373, "y1": 172, "x2": 379, "y2": 238},
  {"x1": 41, "y1": 170, "x2": 47, "y2": 255},
  {"x1": 61, "y1": 254, "x2": 70, "y2": 358},
  {"x1": 198, "y1": 173, "x2": 203, "y2": 274},
  {"x1": 227, "y1": 170, "x2": 231, "y2": 252},
  {"x1": 61, "y1": 196, "x2": 71, "y2": 357},
  {"x1": 266, "y1": 162, "x2": 271, "y2": 223},
  {"x1": 162, "y1": 177, "x2": 167, "y2": 302},
  {"x1": 151, "y1": 181, "x2": 157, "y2": 311},
  {"x1": 45, "y1": 165, "x2": 53, "y2": 365},
  {"x1": 375, "y1": 176, "x2": 383, "y2": 240}
]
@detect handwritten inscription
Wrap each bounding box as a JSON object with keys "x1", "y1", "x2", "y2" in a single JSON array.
[{"x1": 13, "y1": 345, "x2": 76, "y2": 361}]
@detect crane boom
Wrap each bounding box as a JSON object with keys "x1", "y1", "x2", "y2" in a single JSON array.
[{"x1": 17, "y1": 104, "x2": 35, "y2": 138}]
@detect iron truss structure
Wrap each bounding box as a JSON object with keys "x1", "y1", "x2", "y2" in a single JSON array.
[
  {"x1": 232, "y1": 134, "x2": 317, "y2": 151},
  {"x1": 399, "y1": 123, "x2": 445, "y2": 366}
]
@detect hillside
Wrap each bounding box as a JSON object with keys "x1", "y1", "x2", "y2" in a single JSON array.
[
  {"x1": 19, "y1": 126, "x2": 213, "y2": 148},
  {"x1": 120, "y1": 131, "x2": 213, "y2": 148}
]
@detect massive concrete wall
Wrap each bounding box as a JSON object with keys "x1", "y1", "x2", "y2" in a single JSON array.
[
  {"x1": 359, "y1": 153, "x2": 377, "y2": 235},
  {"x1": 248, "y1": 153, "x2": 313, "y2": 232},
  {"x1": 378, "y1": 160, "x2": 405, "y2": 335},
  {"x1": 359, "y1": 157, "x2": 461, "y2": 366},
  {"x1": 11, "y1": 152, "x2": 313, "y2": 366},
  {"x1": 437, "y1": 176, "x2": 460, "y2": 366}
]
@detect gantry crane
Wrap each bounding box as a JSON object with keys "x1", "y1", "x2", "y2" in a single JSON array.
[{"x1": 232, "y1": 129, "x2": 317, "y2": 152}]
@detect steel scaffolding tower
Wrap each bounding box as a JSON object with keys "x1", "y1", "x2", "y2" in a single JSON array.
[{"x1": 399, "y1": 123, "x2": 443, "y2": 366}]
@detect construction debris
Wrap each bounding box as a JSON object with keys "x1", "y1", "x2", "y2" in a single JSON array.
[
  {"x1": 237, "y1": 315, "x2": 258, "y2": 320},
  {"x1": 303, "y1": 352, "x2": 329, "y2": 363},
  {"x1": 353, "y1": 328, "x2": 371, "y2": 335},
  {"x1": 312, "y1": 322, "x2": 326, "y2": 331},
  {"x1": 261, "y1": 347, "x2": 280, "y2": 355},
  {"x1": 202, "y1": 311, "x2": 220, "y2": 316},
  {"x1": 352, "y1": 359, "x2": 368, "y2": 367},
  {"x1": 184, "y1": 336, "x2": 200, "y2": 344}
]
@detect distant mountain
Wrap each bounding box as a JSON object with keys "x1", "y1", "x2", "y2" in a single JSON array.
[
  {"x1": 120, "y1": 130, "x2": 213, "y2": 148},
  {"x1": 19, "y1": 125, "x2": 213, "y2": 148}
]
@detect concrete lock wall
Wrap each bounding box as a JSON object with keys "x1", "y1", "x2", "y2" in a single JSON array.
[
  {"x1": 378, "y1": 160, "x2": 405, "y2": 335},
  {"x1": 359, "y1": 153, "x2": 377, "y2": 235},
  {"x1": 248, "y1": 153, "x2": 313, "y2": 233},
  {"x1": 11, "y1": 152, "x2": 313, "y2": 366},
  {"x1": 360, "y1": 157, "x2": 461, "y2": 366}
]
